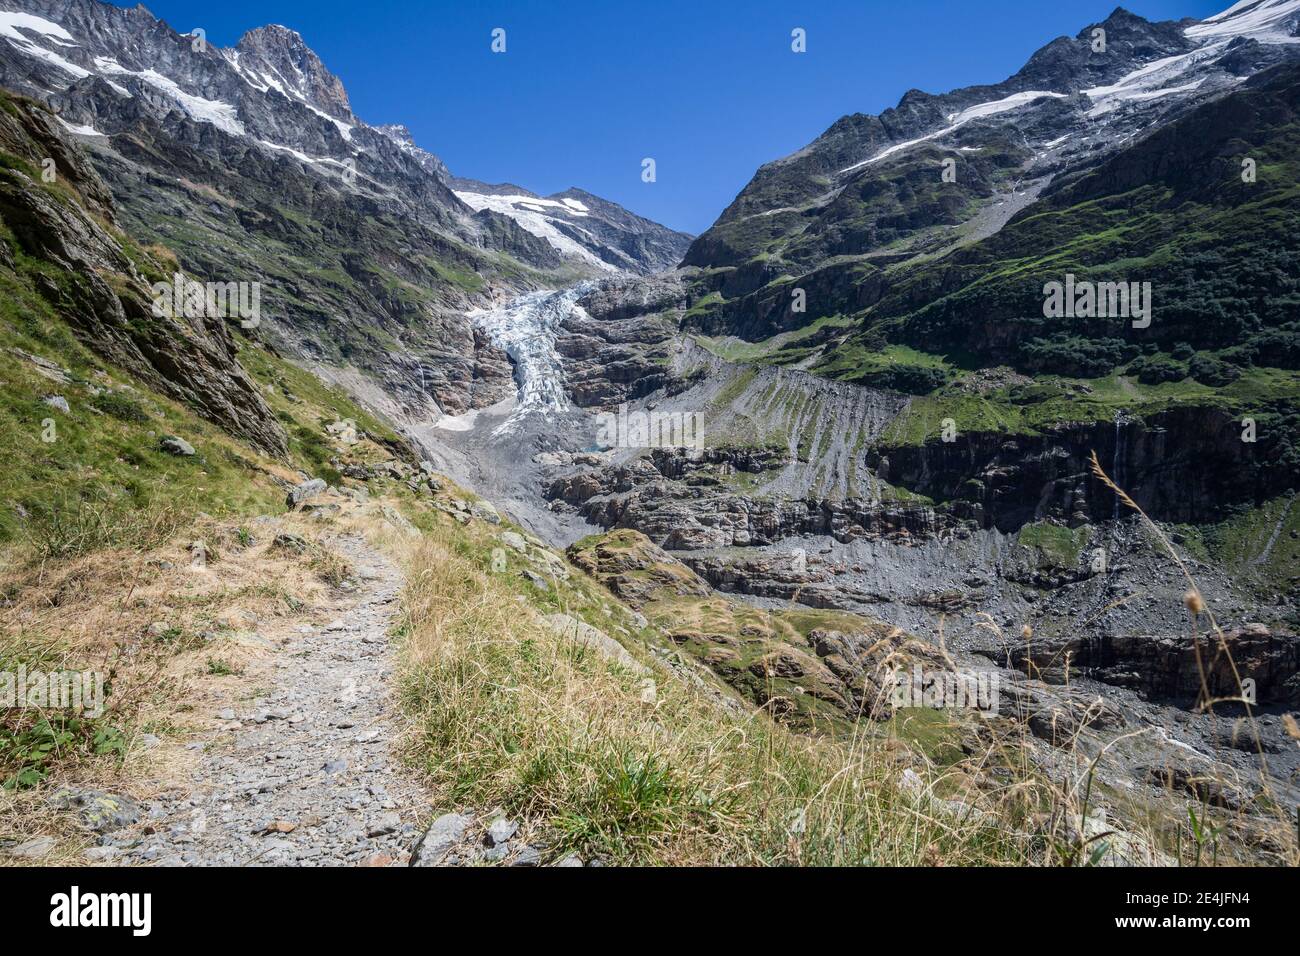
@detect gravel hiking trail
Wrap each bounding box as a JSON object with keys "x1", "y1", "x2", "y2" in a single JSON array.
[{"x1": 121, "y1": 532, "x2": 430, "y2": 866}]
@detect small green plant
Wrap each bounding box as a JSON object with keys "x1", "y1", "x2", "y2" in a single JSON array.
[
  {"x1": 0, "y1": 716, "x2": 127, "y2": 789},
  {"x1": 1187, "y1": 805, "x2": 1223, "y2": 866},
  {"x1": 310, "y1": 551, "x2": 353, "y2": 589},
  {"x1": 90, "y1": 390, "x2": 151, "y2": 423},
  {"x1": 205, "y1": 658, "x2": 238, "y2": 676}
]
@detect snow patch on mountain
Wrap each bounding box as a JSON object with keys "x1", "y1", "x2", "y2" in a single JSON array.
[
  {"x1": 0, "y1": 10, "x2": 89, "y2": 78},
  {"x1": 94, "y1": 57, "x2": 245, "y2": 136},
  {"x1": 0, "y1": 10, "x2": 76, "y2": 45},
  {"x1": 1187, "y1": 0, "x2": 1300, "y2": 43},
  {"x1": 840, "y1": 90, "x2": 1068, "y2": 173},
  {"x1": 454, "y1": 189, "x2": 621, "y2": 272},
  {"x1": 56, "y1": 116, "x2": 102, "y2": 136}
]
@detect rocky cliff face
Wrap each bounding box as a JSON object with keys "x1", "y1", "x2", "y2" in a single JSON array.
[
  {"x1": 980, "y1": 622, "x2": 1300, "y2": 708},
  {"x1": 233, "y1": 24, "x2": 354, "y2": 123},
  {"x1": 871, "y1": 404, "x2": 1292, "y2": 531},
  {"x1": 0, "y1": 90, "x2": 286, "y2": 454}
]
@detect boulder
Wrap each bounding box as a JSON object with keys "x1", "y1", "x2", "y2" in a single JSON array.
[
  {"x1": 159, "y1": 435, "x2": 196, "y2": 456},
  {"x1": 286, "y1": 478, "x2": 327, "y2": 508},
  {"x1": 541, "y1": 613, "x2": 648, "y2": 674},
  {"x1": 48, "y1": 788, "x2": 141, "y2": 833}
]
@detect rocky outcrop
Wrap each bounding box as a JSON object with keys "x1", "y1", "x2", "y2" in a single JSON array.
[
  {"x1": 550, "y1": 451, "x2": 951, "y2": 549},
  {"x1": 565, "y1": 528, "x2": 712, "y2": 607},
  {"x1": 980, "y1": 623, "x2": 1300, "y2": 708},
  {"x1": 234, "y1": 24, "x2": 354, "y2": 122},
  {"x1": 870, "y1": 404, "x2": 1286, "y2": 530},
  {"x1": 0, "y1": 92, "x2": 287, "y2": 455},
  {"x1": 684, "y1": 551, "x2": 893, "y2": 609},
  {"x1": 557, "y1": 299, "x2": 679, "y2": 407}
]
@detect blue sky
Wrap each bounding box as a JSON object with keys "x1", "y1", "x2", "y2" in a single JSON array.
[{"x1": 133, "y1": 0, "x2": 1228, "y2": 234}]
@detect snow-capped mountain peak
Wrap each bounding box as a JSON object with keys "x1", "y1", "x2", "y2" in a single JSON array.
[
  {"x1": 0, "y1": 0, "x2": 687, "y2": 275},
  {"x1": 451, "y1": 179, "x2": 691, "y2": 275}
]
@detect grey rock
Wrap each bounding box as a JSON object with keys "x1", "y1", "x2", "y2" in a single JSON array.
[
  {"x1": 470, "y1": 500, "x2": 501, "y2": 524},
  {"x1": 409, "y1": 812, "x2": 473, "y2": 867},
  {"x1": 9, "y1": 835, "x2": 56, "y2": 859},
  {"x1": 510, "y1": 845, "x2": 541, "y2": 867},
  {"x1": 271, "y1": 532, "x2": 310, "y2": 554},
  {"x1": 43, "y1": 394, "x2": 70, "y2": 414},
  {"x1": 287, "y1": 478, "x2": 328, "y2": 508},
  {"x1": 484, "y1": 817, "x2": 518, "y2": 847},
  {"x1": 367, "y1": 811, "x2": 401, "y2": 837},
  {"x1": 541, "y1": 613, "x2": 648, "y2": 674},
  {"x1": 159, "y1": 434, "x2": 196, "y2": 456},
  {"x1": 47, "y1": 788, "x2": 140, "y2": 833}
]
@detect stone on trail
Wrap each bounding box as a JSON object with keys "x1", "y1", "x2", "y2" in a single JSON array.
[
  {"x1": 511, "y1": 845, "x2": 541, "y2": 867},
  {"x1": 367, "y1": 811, "x2": 401, "y2": 837},
  {"x1": 484, "y1": 817, "x2": 518, "y2": 847},
  {"x1": 48, "y1": 788, "x2": 141, "y2": 833},
  {"x1": 409, "y1": 812, "x2": 474, "y2": 867}
]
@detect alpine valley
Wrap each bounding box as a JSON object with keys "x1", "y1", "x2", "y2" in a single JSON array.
[{"x1": 1, "y1": 0, "x2": 1299, "y2": 868}]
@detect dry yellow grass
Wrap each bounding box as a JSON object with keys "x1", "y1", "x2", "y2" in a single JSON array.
[
  {"x1": 0, "y1": 504, "x2": 373, "y2": 865},
  {"x1": 389, "y1": 513, "x2": 1045, "y2": 866}
]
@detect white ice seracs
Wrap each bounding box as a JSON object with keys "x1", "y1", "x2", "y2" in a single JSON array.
[{"x1": 465, "y1": 284, "x2": 593, "y2": 437}]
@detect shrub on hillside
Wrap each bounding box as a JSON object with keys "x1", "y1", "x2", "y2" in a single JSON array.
[
  {"x1": 1127, "y1": 354, "x2": 1187, "y2": 385},
  {"x1": 855, "y1": 363, "x2": 947, "y2": 394}
]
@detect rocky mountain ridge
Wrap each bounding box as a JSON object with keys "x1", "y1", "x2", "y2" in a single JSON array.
[{"x1": 681, "y1": 1, "x2": 1300, "y2": 340}]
